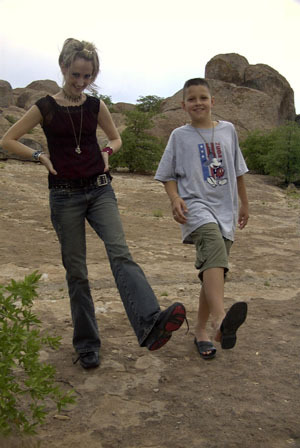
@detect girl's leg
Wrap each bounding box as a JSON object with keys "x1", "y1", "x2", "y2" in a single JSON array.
[
  {"x1": 50, "y1": 189, "x2": 100, "y2": 354},
  {"x1": 86, "y1": 185, "x2": 161, "y2": 345}
]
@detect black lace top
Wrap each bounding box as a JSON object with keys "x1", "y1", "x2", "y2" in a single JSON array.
[{"x1": 35, "y1": 95, "x2": 105, "y2": 180}]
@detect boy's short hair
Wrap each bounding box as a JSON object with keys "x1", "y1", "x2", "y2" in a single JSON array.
[{"x1": 183, "y1": 78, "x2": 211, "y2": 99}]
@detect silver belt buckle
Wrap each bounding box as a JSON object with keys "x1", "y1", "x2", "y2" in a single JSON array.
[{"x1": 96, "y1": 174, "x2": 108, "y2": 186}]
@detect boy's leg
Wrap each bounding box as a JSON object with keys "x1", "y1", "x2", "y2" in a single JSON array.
[
  {"x1": 190, "y1": 224, "x2": 230, "y2": 352},
  {"x1": 195, "y1": 268, "x2": 225, "y2": 336},
  {"x1": 194, "y1": 268, "x2": 225, "y2": 355},
  {"x1": 202, "y1": 267, "x2": 226, "y2": 342},
  {"x1": 194, "y1": 286, "x2": 210, "y2": 341}
]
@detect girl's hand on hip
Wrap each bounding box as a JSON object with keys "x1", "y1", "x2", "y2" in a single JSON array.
[
  {"x1": 101, "y1": 151, "x2": 109, "y2": 172},
  {"x1": 39, "y1": 154, "x2": 57, "y2": 175}
]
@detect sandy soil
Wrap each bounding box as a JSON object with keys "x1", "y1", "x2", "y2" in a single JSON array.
[{"x1": 0, "y1": 159, "x2": 300, "y2": 448}]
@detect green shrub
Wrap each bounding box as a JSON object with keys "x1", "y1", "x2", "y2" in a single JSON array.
[
  {"x1": 110, "y1": 109, "x2": 164, "y2": 173},
  {"x1": 263, "y1": 122, "x2": 300, "y2": 184},
  {"x1": 153, "y1": 209, "x2": 163, "y2": 218},
  {"x1": 240, "y1": 130, "x2": 273, "y2": 174},
  {"x1": 0, "y1": 272, "x2": 75, "y2": 435},
  {"x1": 5, "y1": 115, "x2": 18, "y2": 125},
  {"x1": 241, "y1": 122, "x2": 300, "y2": 184},
  {"x1": 136, "y1": 95, "x2": 164, "y2": 114}
]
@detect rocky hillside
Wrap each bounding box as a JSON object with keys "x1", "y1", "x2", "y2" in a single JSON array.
[
  {"x1": 152, "y1": 53, "x2": 296, "y2": 140},
  {"x1": 0, "y1": 53, "x2": 297, "y2": 159}
]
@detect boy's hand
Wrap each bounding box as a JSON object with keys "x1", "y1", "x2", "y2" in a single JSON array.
[
  {"x1": 172, "y1": 197, "x2": 188, "y2": 224},
  {"x1": 238, "y1": 204, "x2": 249, "y2": 229}
]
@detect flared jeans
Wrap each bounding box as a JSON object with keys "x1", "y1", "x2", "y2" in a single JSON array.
[{"x1": 50, "y1": 183, "x2": 160, "y2": 353}]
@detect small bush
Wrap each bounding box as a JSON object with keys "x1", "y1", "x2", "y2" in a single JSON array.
[
  {"x1": 136, "y1": 95, "x2": 164, "y2": 114},
  {"x1": 153, "y1": 209, "x2": 163, "y2": 218},
  {"x1": 241, "y1": 122, "x2": 300, "y2": 184},
  {"x1": 5, "y1": 115, "x2": 18, "y2": 125},
  {"x1": 110, "y1": 109, "x2": 164, "y2": 173},
  {"x1": 240, "y1": 130, "x2": 273, "y2": 174},
  {"x1": 0, "y1": 272, "x2": 75, "y2": 435}
]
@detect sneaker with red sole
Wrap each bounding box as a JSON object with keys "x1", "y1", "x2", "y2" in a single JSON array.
[{"x1": 145, "y1": 302, "x2": 187, "y2": 351}]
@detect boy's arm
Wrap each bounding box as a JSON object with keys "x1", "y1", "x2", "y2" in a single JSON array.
[
  {"x1": 164, "y1": 180, "x2": 188, "y2": 224},
  {"x1": 237, "y1": 175, "x2": 249, "y2": 230}
]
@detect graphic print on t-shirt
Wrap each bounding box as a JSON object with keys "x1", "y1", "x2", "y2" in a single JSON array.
[{"x1": 198, "y1": 142, "x2": 228, "y2": 188}]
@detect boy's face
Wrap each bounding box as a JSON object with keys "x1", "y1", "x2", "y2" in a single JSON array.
[{"x1": 182, "y1": 85, "x2": 214, "y2": 126}]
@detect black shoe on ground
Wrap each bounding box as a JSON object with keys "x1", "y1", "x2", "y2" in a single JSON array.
[
  {"x1": 74, "y1": 351, "x2": 100, "y2": 369},
  {"x1": 145, "y1": 302, "x2": 187, "y2": 351}
]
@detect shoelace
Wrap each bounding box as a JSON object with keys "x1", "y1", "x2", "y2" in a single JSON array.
[
  {"x1": 73, "y1": 352, "x2": 93, "y2": 365},
  {"x1": 184, "y1": 316, "x2": 190, "y2": 334}
]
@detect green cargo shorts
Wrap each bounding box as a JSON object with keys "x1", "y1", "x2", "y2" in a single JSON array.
[{"x1": 190, "y1": 222, "x2": 232, "y2": 281}]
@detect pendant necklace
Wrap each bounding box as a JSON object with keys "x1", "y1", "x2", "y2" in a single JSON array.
[
  {"x1": 66, "y1": 105, "x2": 83, "y2": 155},
  {"x1": 193, "y1": 121, "x2": 215, "y2": 156}
]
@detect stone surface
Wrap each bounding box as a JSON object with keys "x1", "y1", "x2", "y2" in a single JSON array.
[
  {"x1": 113, "y1": 102, "x2": 136, "y2": 113},
  {"x1": 243, "y1": 63, "x2": 295, "y2": 122},
  {"x1": 26, "y1": 79, "x2": 60, "y2": 95},
  {"x1": 14, "y1": 80, "x2": 60, "y2": 110},
  {"x1": 0, "y1": 161, "x2": 299, "y2": 448},
  {"x1": 16, "y1": 89, "x2": 51, "y2": 110},
  {"x1": 0, "y1": 53, "x2": 297, "y2": 151},
  {"x1": 205, "y1": 53, "x2": 249, "y2": 85},
  {"x1": 0, "y1": 80, "x2": 14, "y2": 107},
  {"x1": 151, "y1": 53, "x2": 296, "y2": 141}
]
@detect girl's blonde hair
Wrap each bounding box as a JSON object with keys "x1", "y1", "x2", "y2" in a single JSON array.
[{"x1": 59, "y1": 38, "x2": 100, "y2": 89}]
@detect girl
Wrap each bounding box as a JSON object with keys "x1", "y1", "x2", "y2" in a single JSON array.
[{"x1": 1, "y1": 38, "x2": 186, "y2": 369}]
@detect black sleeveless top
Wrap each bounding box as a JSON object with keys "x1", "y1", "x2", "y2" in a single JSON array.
[{"x1": 35, "y1": 95, "x2": 105, "y2": 180}]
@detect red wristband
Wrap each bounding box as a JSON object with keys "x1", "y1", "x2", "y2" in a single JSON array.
[{"x1": 102, "y1": 146, "x2": 113, "y2": 156}]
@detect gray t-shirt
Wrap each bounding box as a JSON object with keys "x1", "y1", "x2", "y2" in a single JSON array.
[{"x1": 155, "y1": 121, "x2": 248, "y2": 243}]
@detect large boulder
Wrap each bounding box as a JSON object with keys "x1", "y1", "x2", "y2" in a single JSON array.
[
  {"x1": 243, "y1": 64, "x2": 295, "y2": 122},
  {"x1": 205, "y1": 53, "x2": 249, "y2": 86},
  {"x1": 151, "y1": 54, "x2": 296, "y2": 141},
  {"x1": 0, "y1": 80, "x2": 14, "y2": 107},
  {"x1": 26, "y1": 80, "x2": 60, "y2": 95},
  {"x1": 152, "y1": 80, "x2": 279, "y2": 141},
  {"x1": 206, "y1": 54, "x2": 295, "y2": 123},
  {"x1": 113, "y1": 102, "x2": 135, "y2": 113},
  {"x1": 14, "y1": 80, "x2": 60, "y2": 110},
  {"x1": 16, "y1": 89, "x2": 50, "y2": 110}
]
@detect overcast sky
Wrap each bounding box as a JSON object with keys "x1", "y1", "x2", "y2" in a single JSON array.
[{"x1": 1, "y1": 0, "x2": 299, "y2": 114}]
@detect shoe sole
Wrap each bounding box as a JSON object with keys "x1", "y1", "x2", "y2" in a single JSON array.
[
  {"x1": 220, "y1": 302, "x2": 247, "y2": 349},
  {"x1": 74, "y1": 352, "x2": 100, "y2": 369},
  {"x1": 80, "y1": 360, "x2": 100, "y2": 369},
  {"x1": 149, "y1": 303, "x2": 186, "y2": 351}
]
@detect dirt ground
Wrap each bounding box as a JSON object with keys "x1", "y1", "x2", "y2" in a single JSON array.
[{"x1": 0, "y1": 159, "x2": 300, "y2": 448}]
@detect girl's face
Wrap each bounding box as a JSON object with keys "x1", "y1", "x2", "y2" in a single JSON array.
[{"x1": 61, "y1": 57, "x2": 94, "y2": 96}]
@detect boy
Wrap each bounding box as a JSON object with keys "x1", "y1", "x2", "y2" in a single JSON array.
[{"x1": 155, "y1": 78, "x2": 249, "y2": 359}]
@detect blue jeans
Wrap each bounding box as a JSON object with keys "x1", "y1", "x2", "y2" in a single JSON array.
[{"x1": 50, "y1": 183, "x2": 160, "y2": 353}]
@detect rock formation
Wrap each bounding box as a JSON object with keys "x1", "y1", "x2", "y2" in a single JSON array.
[
  {"x1": 0, "y1": 53, "x2": 297, "y2": 159},
  {"x1": 0, "y1": 80, "x2": 14, "y2": 107},
  {"x1": 15, "y1": 80, "x2": 60, "y2": 110},
  {"x1": 151, "y1": 53, "x2": 296, "y2": 140}
]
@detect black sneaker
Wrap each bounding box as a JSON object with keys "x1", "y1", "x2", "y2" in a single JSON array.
[
  {"x1": 73, "y1": 351, "x2": 100, "y2": 369},
  {"x1": 146, "y1": 302, "x2": 187, "y2": 351}
]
